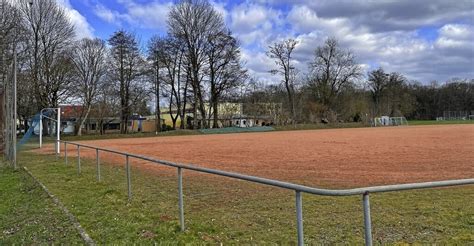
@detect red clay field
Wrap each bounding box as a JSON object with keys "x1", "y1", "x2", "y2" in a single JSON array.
[{"x1": 49, "y1": 124, "x2": 474, "y2": 188}]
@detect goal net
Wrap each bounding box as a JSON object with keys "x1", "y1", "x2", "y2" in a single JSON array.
[
  {"x1": 374, "y1": 116, "x2": 408, "y2": 126},
  {"x1": 390, "y1": 117, "x2": 408, "y2": 126}
]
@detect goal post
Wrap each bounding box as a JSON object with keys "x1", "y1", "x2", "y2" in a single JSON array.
[
  {"x1": 390, "y1": 117, "x2": 408, "y2": 126},
  {"x1": 373, "y1": 116, "x2": 408, "y2": 127},
  {"x1": 39, "y1": 107, "x2": 61, "y2": 155}
]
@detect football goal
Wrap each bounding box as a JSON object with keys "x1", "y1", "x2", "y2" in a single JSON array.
[
  {"x1": 374, "y1": 116, "x2": 408, "y2": 127},
  {"x1": 18, "y1": 107, "x2": 61, "y2": 154}
]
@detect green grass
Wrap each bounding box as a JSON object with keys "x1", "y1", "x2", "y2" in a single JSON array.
[
  {"x1": 62, "y1": 129, "x2": 201, "y2": 141},
  {"x1": 0, "y1": 161, "x2": 83, "y2": 244},
  {"x1": 408, "y1": 120, "x2": 474, "y2": 125},
  {"x1": 19, "y1": 151, "x2": 474, "y2": 244},
  {"x1": 274, "y1": 122, "x2": 368, "y2": 131}
]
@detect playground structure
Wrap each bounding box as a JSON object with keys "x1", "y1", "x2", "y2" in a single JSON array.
[{"x1": 373, "y1": 116, "x2": 408, "y2": 126}]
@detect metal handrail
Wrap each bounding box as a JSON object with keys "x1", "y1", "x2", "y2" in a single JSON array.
[{"x1": 55, "y1": 139, "x2": 474, "y2": 246}]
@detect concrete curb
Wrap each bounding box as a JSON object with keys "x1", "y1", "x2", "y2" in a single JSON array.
[{"x1": 23, "y1": 166, "x2": 95, "y2": 245}]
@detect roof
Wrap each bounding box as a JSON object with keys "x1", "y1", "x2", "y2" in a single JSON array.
[{"x1": 60, "y1": 105, "x2": 85, "y2": 119}]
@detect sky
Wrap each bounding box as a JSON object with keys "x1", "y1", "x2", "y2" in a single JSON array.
[{"x1": 59, "y1": 0, "x2": 474, "y2": 85}]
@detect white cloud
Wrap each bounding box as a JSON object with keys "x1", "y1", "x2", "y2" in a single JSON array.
[
  {"x1": 57, "y1": 0, "x2": 94, "y2": 39},
  {"x1": 93, "y1": 0, "x2": 171, "y2": 31},
  {"x1": 85, "y1": 0, "x2": 474, "y2": 83},
  {"x1": 229, "y1": 2, "x2": 285, "y2": 46},
  {"x1": 94, "y1": 4, "x2": 120, "y2": 24}
]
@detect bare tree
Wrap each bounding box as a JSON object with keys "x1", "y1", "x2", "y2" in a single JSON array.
[
  {"x1": 267, "y1": 39, "x2": 298, "y2": 125},
  {"x1": 108, "y1": 30, "x2": 145, "y2": 134},
  {"x1": 20, "y1": 0, "x2": 75, "y2": 110},
  {"x1": 70, "y1": 38, "x2": 108, "y2": 136},
  {"x1": 309, "y1": 37, "x2": 362, "y2": 120},
  {"x1": 207, "y1": 31, "x2": 246, "y2": 128},
  {"x1": 161, "y1": 37, "x2": 186, "y2": 129},
  {"x1": 0, "y1": 0, "x2": 22, "y2": 156},
  {"x1": 367, "y1": 67, "x2": 388, "y2": 117},
  {"x1": 147, "y1": 35, "x2": 164, "y2": 133},
  {"x1": 168, "y1": 0, "x2": 226, "y2": 129},
  {"x1": 91, "y1": 80, "x2": 119, "y2": 135}
]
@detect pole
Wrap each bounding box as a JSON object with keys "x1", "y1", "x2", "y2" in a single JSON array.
[
  {"x1": 363, "y1": 192, "x2": 373, "y2": 246},
  {"x1": 178, "y1": 167, "x2": 185, "y2": 231},
  {"x1": 295, "y1": 191, "x2": 304, "y2": 246},
  {"x1": 39, "y1": 111, "x2": 42, "y2": 148},
  {"x1": 77, "y1": 146, "x2": 81, "y2": 174},
  {"x1": 12, "y1": 46, "x2": 17, "y2": 169},
  {"x1": 64, "y1": 142, "x2": 67, "y2": 165},
  {"x1": 56, "y1": 107, "x2": 60, "y2": 154},
  {"x1": 96, "y1": 149, "x2": 100, "y2": 182},
  {"x1": 126, "y1": 155, "x2": 131, "y2": 201}
]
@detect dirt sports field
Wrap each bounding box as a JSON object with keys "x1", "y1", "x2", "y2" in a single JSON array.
[{"x1": 51, "y1": 124, "x2": 474, "y2": 187}]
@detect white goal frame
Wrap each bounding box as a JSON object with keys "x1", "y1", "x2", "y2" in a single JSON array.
[
  {"x1": 374, "y1": 116, "x2": 408, "y2": 127},
  {"x1": 39, "y1": 107, "x2": 61, "y2": 155}
]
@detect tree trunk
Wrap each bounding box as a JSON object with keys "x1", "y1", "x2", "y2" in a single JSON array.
[
  {"x1": 212, "y1": 96, "x2": 219, "y2": 128},
  {"x1": 155, "y1": 66, "x2": 161, "y2": 134},
  {"x1": 76, "y1": 105, "x2": 91, "y2": 136},
  {"x1": 180, "y1": 78, "x2": 189, "y2": 129}
]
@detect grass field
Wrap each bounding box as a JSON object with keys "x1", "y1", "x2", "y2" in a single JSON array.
[
  {"x1": 20, "y1": 152, "x2": 474, "y2": 244},
  {"x1": 19, "y1": 124, "x2": 474, "y2": 244},
  {"x1": 408, "y1": 120, "x2": 474, "y2": 125},
  {"x1": 0, "y1": 163, "x2": 83, "y2": 244}
]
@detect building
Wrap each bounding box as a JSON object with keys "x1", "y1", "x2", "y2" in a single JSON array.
[
  {"x1": 128, "y1": 114, "x2": 165, "y2": 133},
  {"x1": 195, "y1": 102, "x2": 281, "y2": 128}
]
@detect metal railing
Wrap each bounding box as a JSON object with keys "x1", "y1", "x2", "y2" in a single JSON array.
[{"x1": 56, "y1": 140, "x2": 474, "y2": 246}]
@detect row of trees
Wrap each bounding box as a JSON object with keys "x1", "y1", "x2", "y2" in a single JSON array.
[
  {"x1": 1, "y1": 0, "x2": 472, "y2": 138},
  {"x1": 1, "y1": 0, "x2": 247, "y2": 135},
  {"x1": 265, "y1": 37, "x2": 472, "y2": 124}
]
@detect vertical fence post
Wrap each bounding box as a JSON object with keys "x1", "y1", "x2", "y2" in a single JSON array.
[
  {"x1": 77, "y1": 145, "x2": 81, "y2": 174},
  {"x1": 178, "y1": 167, "x2": 185, "y2": 231},
  {"x1": 55, "y1": 140, "x2": 58, "y2": 160},
  {"x1": 96, "y1": 149, "x2": 101, "y2": 182},
  {"x1": 64, "y1": 142, "x2": 67, "y2": 165},
  {"x1": 295, "y1": 190, "x2": 304, "y2": 246},
  {"x1": 363, "y1": 192, "x2": 373, "y2": 246},
  {"x1": 126, "y1": 155, "x2": 131, "y2": 201}
]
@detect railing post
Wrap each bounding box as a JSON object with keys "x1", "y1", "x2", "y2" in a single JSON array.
[
  {"x1": 77, "y1": 145, "x2": 81, "y2": 174},
  {"x1": 64, "y1": 142, "x2": 67, "y2": 165},
  {"x1": 126, "y1": 155, "x2": 131, "y2": 201},
  {"x1": 178, "y1": 167, "x2": 185, "y2": 231},
  {"x1": 55, "y1": 140, "x2": 58, "y2": 160},
  {"x1": 96, "y1": 149, "x2": 101, "y2": 182},
  {"x1": 363, "y1": 192, "x2": 373, "y2": 246},
  {"x1": 295, "y1": 190, "x2": 304, "y2": 246}
]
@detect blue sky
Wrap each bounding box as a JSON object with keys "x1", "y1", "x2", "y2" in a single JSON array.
[{"x1": 61, "y1": 0, "x2": 474, "y2": 84}]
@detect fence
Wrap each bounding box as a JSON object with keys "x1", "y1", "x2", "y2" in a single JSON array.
[{"x1": 56, "y1": 140, "x2": 473, "y2": 246}]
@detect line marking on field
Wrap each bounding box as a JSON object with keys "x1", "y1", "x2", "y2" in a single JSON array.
[{"x1": 23, "y1": 166, "x2": 95, "y2": 245}]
